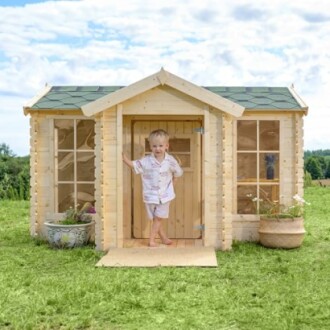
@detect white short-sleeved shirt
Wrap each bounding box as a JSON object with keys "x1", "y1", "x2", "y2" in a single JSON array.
[{"x1": 132, "y1": 153, "x2": 183, "y2": 204}]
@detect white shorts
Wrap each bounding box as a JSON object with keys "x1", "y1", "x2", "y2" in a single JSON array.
[{"x1": 145, "y1": 202, "x2": 170, "y2": 220}]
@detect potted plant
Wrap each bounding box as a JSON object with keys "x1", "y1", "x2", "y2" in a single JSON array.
[
  {"x1": 249, "y1": 193, "x2": 309, "y2": 249},
  {"x1": 44, "y1": 202, "x2": 96, "y2": 248}
]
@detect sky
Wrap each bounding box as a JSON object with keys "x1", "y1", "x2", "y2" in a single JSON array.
[{"x1": 1, "y1": 0, "x2": 329, "y2": 156}]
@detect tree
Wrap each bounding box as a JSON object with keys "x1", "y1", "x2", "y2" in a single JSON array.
[
  {"x1": 0, "y1": 143, "x2": 15, "y2": 158},
  {"x1": 0, "y1": 144, "x2": 30, "y2": 200},
  {"x1": 305, "y1": 157, "x2": 323, "y2": 180},
  {"x1": 325, "y1": 161, "x2": 330, "y2": 179},
  {"x1": 304, "y1": 171, "x2": 313, "y2": 187}
]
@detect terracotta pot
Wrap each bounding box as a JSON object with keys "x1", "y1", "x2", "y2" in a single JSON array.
[{"x1": 258, "y1": 217, "x2": 305, "y2": 249}]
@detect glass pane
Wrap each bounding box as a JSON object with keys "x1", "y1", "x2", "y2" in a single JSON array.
[
  {"x1": 77, "y1": 184, "x2": 95, "y2": 207},
  {"x1": 144, "y1": 138, "x2": 151, "y2": 153},
  {"x1": 260, "y1": 153, "x2": 279, "y2": 181},
  {"x1": 259, "y1": 121, "x2": 279, "y2": 151},
  {"x1": 237, "y1": 121, "x2": 257, "y2": 150},
  {"x1": 77, "y1": 152, "x2": 95, "y2": 181},
  {"x1": 237, "y1": 185, "x2": 257, "y2": 214},
  {"x1": 237, "y1": 153, "x2": 257, "y2": 182},
  {"x1": 77, "y1": 120, "x2": 95, "y2": 150},
  {"x1": 58, "y1": 184, "x2": 74, "y2": 212},
  {"x1": 169, "y1": 139, "x2": 190, "y2": 152},
  {"x1": 58, "y1": 152, "x2": 74, "y2": 181},
  {"x1": 174, "y1": 154, "x2": 190, "y2": 168},
  {"x1": 259, "y1": 185, "x2": 280, "y2": 213},
  {"x1": 55, "y1": 119, "x2": 74, "y2": 150}
]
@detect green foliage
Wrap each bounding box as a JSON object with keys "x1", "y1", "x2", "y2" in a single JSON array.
[
  {"x1": 60, "y1": 202, "x2": 95, "y2": 224},
  {"x1": 304, "y1": 149, "x2": 330, "y2": 179},
  {"x1": 248, "y1": 193, "x2": 309, "y2": 218},
  {"x1": 305, "y1": 157, "x2": 323, "y2": 179},
  {"x1": 0, "y1": 142, "x2": 15, "y2": 157},
  {"x1": 0, "y1": 143, "x2": 30, "y2": 200},
  {"x1": 325, "y1": 161, "x2": 330, "y2": 179},
  {"x1": 304, "y1": 170, "x2": 313, "y2": 187},
  {"x1": 1, "y1": 189, "x2": 330, "y2": 329},
  {"x1": 304, "y1": 149, "x2": 330, "y2": 157}
]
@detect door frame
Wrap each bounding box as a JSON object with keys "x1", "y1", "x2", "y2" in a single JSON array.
[{"x1": 122, "y1": 115, "x2": 205, "y2": 243}]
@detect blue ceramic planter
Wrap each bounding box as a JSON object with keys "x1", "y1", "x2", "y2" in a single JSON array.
[{"x1": 45, "y1": 221, "x2": 94, "y2": 248}]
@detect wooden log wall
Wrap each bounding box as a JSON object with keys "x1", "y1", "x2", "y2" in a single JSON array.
[
  {"x1": 29, "y1": 114, "x2": 53, "y2": 237},
  {"x1": 203, "y1": 108, "x2": 225, "y2": 250},
  {"x1": 94, "y1": 114, "x2": 102, "y2": 250},
  {"x1": 98, "y1": 107, "x2": 119, "y2": 250},
  {"x1": 221, "y1": 114, "x2": 234, "y2": 250}
]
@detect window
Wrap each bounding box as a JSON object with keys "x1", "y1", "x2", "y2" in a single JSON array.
[
  {"x1": 144, "y1": 138, "x2": 191, "y2": 168},
  {"x1": 237, "y1": 120, "x2": 280, "y2": 214},
  {"x1": 54, "y1": 119, "x2": 95, "y2": 212}
]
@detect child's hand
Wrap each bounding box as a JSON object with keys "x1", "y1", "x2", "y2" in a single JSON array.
[{"x1": 122, "y1": 152, "x2": 133, "y2": 168}]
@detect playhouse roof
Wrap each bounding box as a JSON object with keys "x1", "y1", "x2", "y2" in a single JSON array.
[{"x1": 24, "y1": 69, "x2": 308, "y2": 116}]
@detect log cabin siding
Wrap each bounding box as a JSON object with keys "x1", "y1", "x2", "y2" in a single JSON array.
[{"x1": 24, "y1": 70, "x2": 307, "y2": 251}]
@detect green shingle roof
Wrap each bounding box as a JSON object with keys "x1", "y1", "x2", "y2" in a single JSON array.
[
  {"x1": 205, "y1": 86, "x2": 301, "y2": 109},
  {"x1": 30, "y1": 85, "x2": 303, "y2": 110},
  {"x1": 31, "y1": 86, "x2": 123, "y2": 110}
]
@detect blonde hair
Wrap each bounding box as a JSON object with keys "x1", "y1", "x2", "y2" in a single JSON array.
[
  {"x1": 148, "y1": 129, "x2": 169, "y2": 143},
  {"x1": 148, "y1": 129, "x2": 182, "y2": 165}
]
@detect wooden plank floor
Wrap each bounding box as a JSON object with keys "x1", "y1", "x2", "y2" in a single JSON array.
[{"x1": 123, "y1": 239, "x2": 203, "y2": 248}]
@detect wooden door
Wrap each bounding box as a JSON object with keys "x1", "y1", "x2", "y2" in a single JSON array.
[{"x1": 132, "y1": 120, "x2": 202, "y2": 239}]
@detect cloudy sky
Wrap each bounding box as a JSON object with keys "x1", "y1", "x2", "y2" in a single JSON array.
[{"x1": 1, "y1": 0, "x2": 329, "y2": 156}]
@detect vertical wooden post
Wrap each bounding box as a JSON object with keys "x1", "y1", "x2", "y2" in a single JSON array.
[
  {"x1": 294, "y1": 113, "x2": 304, "y2": 197},
  {"x1": 202, "y1": 107, "x2": 210, "y2": 247},
  {"x1": 116, "y1": 104, "x2": 124, "y2": 247},
  {"x1": 29, "y1": 116, "x2": 38, "y2": 236},
  {"x1": 94, "y1": 114, "x2": 103, "y2": 250},
  {"x1": 221, "y1": 114, "x2": 233, "y2": 250}
]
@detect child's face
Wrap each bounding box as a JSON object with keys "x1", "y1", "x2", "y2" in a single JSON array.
[{"x1": 149, "y1": 136, "x2": 169, "y2": 159}]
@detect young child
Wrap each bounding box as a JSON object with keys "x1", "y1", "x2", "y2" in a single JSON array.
[{"x1": 122, "y1": 129, "x2": 183, "y2": 247}]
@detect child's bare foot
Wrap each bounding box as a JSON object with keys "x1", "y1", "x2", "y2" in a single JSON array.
[
  {"x1": 162, "y1": 238, "x2": 173, "y2": 245},
  {"x1": 148, "y1": 241, "x2": 158, "y2": 247}
]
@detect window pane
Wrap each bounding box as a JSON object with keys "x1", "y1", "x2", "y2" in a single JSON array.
[
  {"x1": 237, "y1": 121, "x2": 257, "y2": 150},
  {"x1": 77, "y1": 120, "x2": 95, "y2": 150},
  {"x1": 144, "y1": 139, "x2": 151, "y2": 153},
  {"x1": 259, "y1": 185, "x2": 280, "y2": 213},
  {"x1": 77, "y1": 152, "x2": 95, "y2": 181},
  {"x1": 237, "y1": 185, "x2": 257, "y2": 214},
  {"x1": 259, "y1": 121, "x2": 279, "y2": 151},
  {"x1": 58, "y1": 152, "x2": 74, "y2": 181},
  {"x1": 169, "y1": 139, "x2": 190, "y2": 152},
  {"x1": 237, "y1": 153, "x2": 257, "y2": 182},
  {"x1": 55, "y1": 119, "x2": 74, "y2": 150},
  {"x1": 58, "y1": 184, "x2": 74, "y2": 212},
  {"x1": 174, "y1": 154, "x2": 190, "y2": 168},
  {"x1": 260, "y1": 153, "x2": 279, "y2": 181},
  {"x1": 77, "y1": 184, "x2": 95, "y2": 207},
  {"x1": 144, "y1": 138, "x2": 191, "y2": 153}
]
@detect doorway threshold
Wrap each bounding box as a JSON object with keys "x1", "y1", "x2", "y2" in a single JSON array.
[
  {"x1": 96, "y1": 246, "x2": 217, "y2": 267},
  {"x1": 123, "y1": 238, "x2": 203, "y2": 248}
]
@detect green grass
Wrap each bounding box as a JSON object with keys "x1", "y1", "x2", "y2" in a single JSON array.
[{"x1": 1, "y1": 187, "x2": 330, "y2": 330}]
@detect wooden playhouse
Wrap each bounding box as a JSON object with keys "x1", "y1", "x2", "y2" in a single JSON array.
[{"x1": 23, "y1": 68, "x2": 308, "y2": 251}]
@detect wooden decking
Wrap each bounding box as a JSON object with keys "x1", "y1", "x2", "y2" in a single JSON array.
[{"x1": 123, "y1": 239, "x2": 203, "y2": 248}]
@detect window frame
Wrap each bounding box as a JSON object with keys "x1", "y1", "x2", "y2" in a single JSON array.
[
  {"x1": 235, "y1": 118, "x2": 280, "y2": 215},
  {"x1": 53, "y1": 117, "x2": 95, "y2": 212}
]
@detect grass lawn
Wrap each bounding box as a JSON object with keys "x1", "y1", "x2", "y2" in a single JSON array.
[{"x1": 1, "y1": 186, "x2": 330, "y2": 330}]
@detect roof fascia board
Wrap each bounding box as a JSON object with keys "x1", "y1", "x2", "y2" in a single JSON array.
[
  {"x1": 164, "y1": 71, "x2": 244, "y2": 117},
  {"x1": 288, "y1": 86, "x2": 308, "y2": 115},
  {"x1": 81, "y1": 71, "x2": 161, "y2": 116},
  {"x1": 23, "y1": 84, "x2": 52, "y2": 115},
  {"x1": 81, "y1": 68, "x2": 245, "y2": 117}
]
